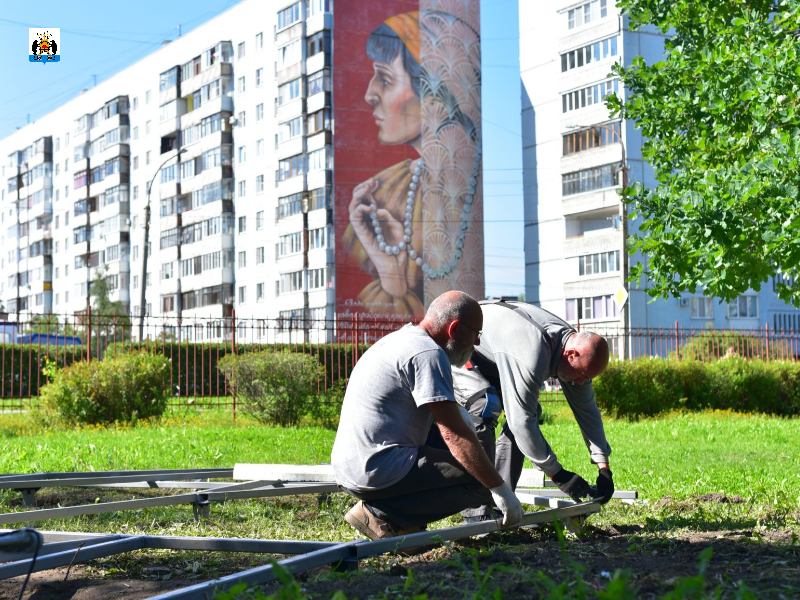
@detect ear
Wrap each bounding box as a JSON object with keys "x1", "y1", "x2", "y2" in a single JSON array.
[{"x1": 446, "y1": 319, "x2": 459, "y2": 340}]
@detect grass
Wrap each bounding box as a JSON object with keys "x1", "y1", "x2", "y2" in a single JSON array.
[{"x1": 0, "y1": 407, "x2": 798, "y2": 599}]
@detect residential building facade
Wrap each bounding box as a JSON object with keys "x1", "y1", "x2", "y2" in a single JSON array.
[{"x1": 520, "y1": 0, "x2": 800, "y2": 355}]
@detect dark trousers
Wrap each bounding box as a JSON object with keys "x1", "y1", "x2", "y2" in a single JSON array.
[
  {"x1": 343, "y1": 429, "x2": 492, "y2": 530},
  {"x1": 460, "y1": 394, "x2": 528, "y2": 518}
]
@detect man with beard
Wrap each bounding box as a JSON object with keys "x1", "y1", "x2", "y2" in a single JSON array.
[
  {"x1": 451, "y1": 300, "x2": 614, "y2": 522},
  {"x1": 332, "y1": 291, "x2": 523, "y2": 540}
]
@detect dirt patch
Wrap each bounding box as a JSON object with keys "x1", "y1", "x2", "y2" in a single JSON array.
[
  {"x1": 2, "y1": 527, "x2": 797, "y2": 600},
  {"x1": 695, "y1": 493, "x2": 746, "y2": 504}
]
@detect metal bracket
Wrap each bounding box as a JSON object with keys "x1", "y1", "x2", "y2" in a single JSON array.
[{"x1": 18, "y1": 489, "x2": 39, "y2": 507}]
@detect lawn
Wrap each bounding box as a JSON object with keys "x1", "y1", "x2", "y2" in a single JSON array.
[{"x1": 0, "y1": 407, "x2": 798, "y2": 599}]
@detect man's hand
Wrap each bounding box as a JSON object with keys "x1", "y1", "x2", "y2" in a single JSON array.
[
  {"x1": 593, "y1": 468, "x2": 614, "y2": 504},
  {"x1": 551, "y1": 468, "x2": 592, "y2": 502},
  {"x1": 490, "y1": 482, "x2": 523, "y2": 527}
]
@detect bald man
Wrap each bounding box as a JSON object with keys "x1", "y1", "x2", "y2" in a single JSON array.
[
  {"x1": 332, "y1": 291, "x2": 523, "y2": 540},
  {"x1": 450, "y1": 300, "x2": 614, "y2": 520}
]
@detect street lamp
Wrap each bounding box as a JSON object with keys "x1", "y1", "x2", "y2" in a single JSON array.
[
  {"x1": 138, "y1": 148, "x2": 186, "y2": 341},
  {"x1": 565, "y1": 122, "x2": 630, "y2": 357}
]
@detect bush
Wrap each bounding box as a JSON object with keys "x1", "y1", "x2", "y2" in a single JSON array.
[
  {"x1": 218, "y1": 351, "x2": 323, "y2": 426},
  {"x1": 594, "y1": 357, "x2": 800, "y2": 418},
  {"x1": 675, "y1": 330, "x2": 794, "y2": 361},
  {"x1": 37, "y1": 352, "x2": 171, "y2": 425}
]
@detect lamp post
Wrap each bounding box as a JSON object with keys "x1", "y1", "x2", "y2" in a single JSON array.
[
  {"x1": 138, "y1": 148, "x2": 185, "y2": 341},
  {"x1": 565, "y1": 121, "x2": 630, "y2": 357}
]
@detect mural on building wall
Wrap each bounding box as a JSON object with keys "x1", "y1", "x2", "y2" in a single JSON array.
[{"x1": 334, "y1": 0, "x2": 484, "y2": 327}]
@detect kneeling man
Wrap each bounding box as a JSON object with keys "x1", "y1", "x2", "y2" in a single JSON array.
[{"x1": 332, "y1": 291, "x2": 523, "y2": 539}]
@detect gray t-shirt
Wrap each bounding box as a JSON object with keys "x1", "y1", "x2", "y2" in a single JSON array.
[{"x1": 331, "y1": 324, "x2": 455, "y2": 492}]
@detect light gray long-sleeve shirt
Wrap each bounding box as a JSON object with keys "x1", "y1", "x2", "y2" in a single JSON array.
[{"x1": 451, "y1": 301, "x2": 611, "y2": 476}]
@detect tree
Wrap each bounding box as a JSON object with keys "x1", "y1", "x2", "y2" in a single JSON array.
[
  {"x1": 607, "y1": 0, "x2": 800, "y2": 305},
  {"x1": 83, "y1": 268, "x2": 132, "y2": 355},
  {"x1": 25, "y1": 314, "x2": 79, "y2": 337}
]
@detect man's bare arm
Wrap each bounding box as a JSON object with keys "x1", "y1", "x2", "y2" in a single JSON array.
[{"x1": 427, "y1": 401, "x2": 503, "y2": 489}]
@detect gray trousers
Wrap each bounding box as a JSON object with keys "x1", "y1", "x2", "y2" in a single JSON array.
[
  {"x1": 342, "y1": 429, "x2": 492, "y2": 530},
  {"x1": 460, "y1": 393, "x2": 532, "y2": 518}
]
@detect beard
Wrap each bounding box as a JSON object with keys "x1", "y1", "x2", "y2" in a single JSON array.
[{"x1": 445, "y1": 339, "x2": 473, "y2": 368}]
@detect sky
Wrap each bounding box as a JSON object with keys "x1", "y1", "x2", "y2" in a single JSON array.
[{"x1": 0, "y1": 0, "x2": 524, "y2": 299}]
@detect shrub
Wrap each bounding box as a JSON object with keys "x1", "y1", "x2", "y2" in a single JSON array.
[
  {"x1": 594, "y1": 357, "x2": 800, "y2": 418},
  {"x1": 675, "y1": 330, "x2": 794, "y2": 361},
  {"x1": 218, "y1": 351, "x2": 323, "y2": 426},
  {"x1": 37, "y1": 352, "x2": 171, "y2": 425}
]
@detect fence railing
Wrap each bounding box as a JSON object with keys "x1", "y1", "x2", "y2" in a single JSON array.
[{"x1": 1, "y1": 311, "x2": 798, "y2": 412}]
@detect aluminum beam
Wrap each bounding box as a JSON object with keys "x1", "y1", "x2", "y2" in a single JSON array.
[
  {"x1": 0, "y1": 469, "x2": 234, "y2": 490},
  {"x1": 0, "y1": 536, "x2": 146, "y2": 579},
  {"x1": 517, "y1": 488, "x2": 638, "y2": 500},
  {"x1": 0, "y1": 534, "x2": 125, "y2": 563}
]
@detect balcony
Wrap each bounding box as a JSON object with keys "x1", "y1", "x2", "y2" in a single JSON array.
[
  {"x1": 562, "y1": 188, "x2": 621, "y2": 216},
  {"x1": 306, "y1": 11, "x2": 332, "y2": 36},
  {"x1": 307, "y1": 91, "x2": 330, "y2": 114},
  {"x1": 563, "y1": 229, "x2": 620, "y2": 258},
  {"x1": 276, "y1": 97, "x2": 304, "y2": 123},
  {"x1": 277, "y1": 137, "x2": 304, "y2": 160}
]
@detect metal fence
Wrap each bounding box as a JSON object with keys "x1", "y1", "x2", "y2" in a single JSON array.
[{"x1": 1, "y1": 310, "x2": 798, "y2": 412}]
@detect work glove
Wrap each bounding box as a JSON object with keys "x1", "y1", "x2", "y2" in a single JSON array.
[
  {"x1": 551, "y1": 468, "x2": 592, "y2": 502},
  {"x1": 592, "y1": 468, "x2": 614, "y2": 504},
  {"x1": 489, "y1": 481, "x2": 524, "y2": 527}
]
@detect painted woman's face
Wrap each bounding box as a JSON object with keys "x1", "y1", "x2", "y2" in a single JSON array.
[{"x1": 365, "y1": 52, "x2": 421, "y2": 146}]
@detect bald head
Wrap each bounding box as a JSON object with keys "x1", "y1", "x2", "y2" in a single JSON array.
[
  {"x1": 422, "y1": 291, "x2": 482, "y2": 335},
  {"x1": 558, "y1": 331, "x2": 610, "y2": 384}
]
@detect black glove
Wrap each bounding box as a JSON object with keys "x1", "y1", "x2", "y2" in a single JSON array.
[
  {"x1": 551, "y1": 468, "x2": 592, "y2": 502},
  {"x1": 593, "y1": 468, "x2": 614, "y2": 504}
]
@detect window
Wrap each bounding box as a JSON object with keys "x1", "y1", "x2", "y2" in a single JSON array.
[
  {"x1": 279, "y1": 232, "x2": 303, "y2": 256},
  {"x1": 308, "y1": 0, "x2": 331, "y2": 15},
  {"x1": 279, "y1": 116, "x2": 303, "y2": 142},
  {"x1": 159, "y1": 67, "x2": 178, "y2": 92},
  {"x1": 308, "y1": 268, "x2": 327, "y2": 289},
  {"x1": 277, "y1": 155, "x2": 304, "y2": 181},
  {"x1": 146, "y1": 151, "x2": 151, "y2": 165},
  {"x1": 277, "y1": 78, "x2": 302, "y2": 105},
  {"x1": 563, "y1": 121, "x2": 620, "y2": 156},
  {"x1": 256, "y1": 139, "x2": 264, "y2": 156},
  {"x1": 256, "y1": 246, "x2": 265, "y2": 264},
  {"x1": 239, "y1": 286, "x2": 246, "y2": 303},
  {"x1": 691, "y1": 297, "x2": 714, "y2": 319},
  {"x1": 307, "y1": 31, "x2": 330, "y2": 57},
  {"x1": 160, "y1": 163, "x2": 176, "y2": 184},
  {"x1": 565, "y1": 294, "x2": 617, "y2": 322},
  {"x1": 255, "y1": 175, "x2": 264, "y2": 194},
  {"x1": 133, "y1": 97, "x2": 138, "y2": 110},
  {"x1": 578, "y1": 251, "x2": 619, "y2": 276},
  {"x1": 133, "y1": 156, "x2": 139, "y2": 170},
  {"x1": 561, "y1": 35, "x2": 619, "y2": 72},
  {"x1": 238, "y1": 110, "x2": 246, "y2": 127},
  {"x1": 237, "y1": 41, "x2": 245, "y2": 60},
  {"x1": 238, "y1": 216, "x2": 246, "y2": 233},
  {"x1": 562, "y1": 79, "x2": 619, "y2": 113},
  {"x1": 161, "y1": 261, "x2": 174, "y2": 280},
  {"x1": 238, "y1": 180, "x2": 246, "y2": 197},
  {"x1": 279, "y1": 271, "x2": 303, "y2": 294},
  {"x1": 256, "y1": 103, "x2": 264, "y2": 121},
  {"x1": 728, "y1": 295, "x2": 759, "y2": 318},
  {"x1": 568, "y1": 0, "x2": 607, "y2": 29},
  {"x1": 238, "y1": 251, "x2": 247, "y2": 268},
  {"x1": 307, "y1": 69, "x2": 330, "y2": 95},
  {"x1": 145, "y1": 90, "x2": 151, "y2": 104},
  {"x1": 278, "y1": 192, "x2": 304, "y2": 218},
  {"x1": 308, "y1": 148, "x2": 327, "y2": 171},
  {"x1": 277, "y1": 39, "x2": 302, "y2": 69},
  {"x1": 256, "y1": 283, "x2": 264, "y2": 302},
  {"x1": 133, "y1": 126, "x2": 138, "y2": 140},
  {"x1": 162, "y1": 295, "x2": 175, "y2": 313},
  {"x1": 309, "y1": 226, "x2": 327, "y2": 249},
  {"x1": 277, "y1": 2, "x2": 302, "y2": 30},
  {"x1": 307, "y1": 109, "x2": 330, "y2": 134},
  {"x1": 256, "y1": 211, "x2": 264, "y2": 230},
  {"x1": 146, "y1": 120, "x2": 151, "y2": 135},
  {"x1": 238, "y1": 76, "x2": 246, "y2": 94},
  {"x1": 238, "y1": 145, "x2": 246, "y2": 163},
  {"x1": 133, "y1": 185, "x2": 139, "y2": 200},
  {"x1": 562, "y1": 164, "x2": 619, "y2": 196},
  {"x1": 309, "y1": 187, "x2": 330, "y2": 210},
  {"x1": 256, "y1": 68, "x2": 263, "y2": 86},
  {"x1": 256, "y1": 32, "x2": 263, "y2": 50}
]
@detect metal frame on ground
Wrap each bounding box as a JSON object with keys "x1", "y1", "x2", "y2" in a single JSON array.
[{"x1": 1, "y1": 500, "x2": 602, "y2": 600}]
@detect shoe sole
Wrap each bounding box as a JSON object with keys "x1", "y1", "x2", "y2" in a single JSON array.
[{"x1": 345, "y1": 505, "x2": 384, "y2": 541}]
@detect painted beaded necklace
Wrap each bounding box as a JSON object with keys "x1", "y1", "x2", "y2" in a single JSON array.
[{"x1": 369, "y1": 148, "x2": 481, "y2": 280}]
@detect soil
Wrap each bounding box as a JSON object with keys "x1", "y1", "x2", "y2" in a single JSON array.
[{"x1": 2, "y1": 526, "x2": 798, "y2": 600}]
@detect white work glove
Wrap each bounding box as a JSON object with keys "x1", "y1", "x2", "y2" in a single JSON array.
[{"x1": 490, "y1": 481, "x2": 524, "y2": 527}]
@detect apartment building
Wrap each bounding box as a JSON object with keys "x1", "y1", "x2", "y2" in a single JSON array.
[
  {"x1": 0, "y1": 0, "x2": 334, "y2": 340},
  {"x1": 521, "y1": 0, "x2": 800, "y2": 353}
]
